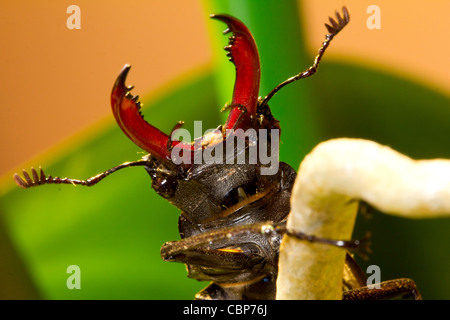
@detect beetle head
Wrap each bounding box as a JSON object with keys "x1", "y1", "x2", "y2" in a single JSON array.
[{"x1": 110, "y1": 14, "x2": 284, "y2": 225}]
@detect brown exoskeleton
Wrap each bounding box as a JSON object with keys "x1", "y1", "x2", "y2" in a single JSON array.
[{"x1": 14, "y1": 7, "x2": 421, "y2": 299}]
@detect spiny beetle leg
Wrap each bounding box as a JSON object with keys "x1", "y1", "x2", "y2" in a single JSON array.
[
  {"x1": 161, "y1": 245, "x2": 263, "y2": 270},
  {"x1": 160, "y1": 223, "x2": 266, "y2": 268},
  {"x1": 161, "y1": 221, "x2": 371, "y2": 264},
  {"x1": 283, "y1": 227, "x2": 372, "y2": 260},
  {"x1": 343, "y1": 278, "x2": 422, "y2": 300}
]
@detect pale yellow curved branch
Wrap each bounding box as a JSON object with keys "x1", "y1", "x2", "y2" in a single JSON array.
[{"x1": 276, "y1": 138, "x2": 450, "y2": 300}]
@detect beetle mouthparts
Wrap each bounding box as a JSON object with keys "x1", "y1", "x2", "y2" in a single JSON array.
[
  {"x1": 210, "y1": 14, "x2": 261, "y2": 130},
  {"x1": 111, "y1": 65, "x2": 195, "y2": 164}
]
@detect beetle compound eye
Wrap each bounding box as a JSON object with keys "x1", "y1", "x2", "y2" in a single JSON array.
[{"x1": 151, "y1": 176, "x2": 177, "y2": 199}]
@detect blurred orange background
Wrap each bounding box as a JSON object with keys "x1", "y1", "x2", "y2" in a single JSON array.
[{"x1": 1, "y1": 0, "x2": 449, "y2": 187}]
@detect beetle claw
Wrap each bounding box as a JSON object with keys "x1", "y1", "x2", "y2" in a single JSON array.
[
  {"x1": 111, "y1": 65, "x2": 133, "y2": 106},
  {"x1": 116, "y1": 64, "x2": 133, "y2": 90}
]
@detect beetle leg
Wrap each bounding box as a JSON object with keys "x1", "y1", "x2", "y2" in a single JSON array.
[
  {"x1": 343, "y1": 278, "x2": 422, "y2": 300},
  {"x1": 161, "y1": 235, "x2": 267, "y2": 286},
  {"x1": 285, "y1": 228, "x2": 372, "y2": 260},
  {"x1": 13, "y1": 160, "x2": 149, "y2": 189},
  {"x1": 269, "y1": 221, "x2": 372, "y2": 258},
  {"x1": 163, "y1": 221, "x2": 370, "y2": 260},
  {"x1": 162, "y1": 245, "x2": 263, "y2": 271},
  {"x1": 260, "y1": 7, "x2": 350, "y2": 107},
  {"x1": 162, "y1": 221, "x2": 370, "y2": 263},
  {"x1": 211, "y1": 14, "x2": 260, "y2": 130},
  {"x1": 343, "y1": 253, "x2": 368, "y2": 291},
  {"x1": 161, "y1": 224, "x2": 265, "y2": 268}
]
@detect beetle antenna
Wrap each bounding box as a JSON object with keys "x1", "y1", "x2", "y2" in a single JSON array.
[
  {"x1": 14, "y1": 160, "x2": 149, "y2": 189},
  {"x1": 260, "y1": 6, "x2": 349, "y2": 108}
]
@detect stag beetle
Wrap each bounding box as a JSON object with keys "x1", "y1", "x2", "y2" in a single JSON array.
[{"x1": 15, "y1": 7, "x2": 421, "y2": 300}]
